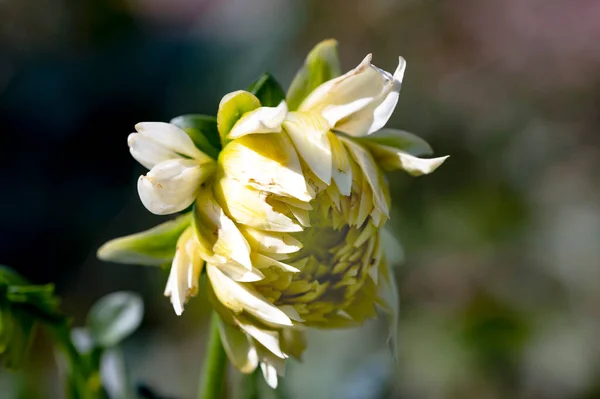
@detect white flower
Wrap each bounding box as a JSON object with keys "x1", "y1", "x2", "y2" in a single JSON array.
[{"x1": 128, "y1": 122, "x2": 215, "y2": 215}]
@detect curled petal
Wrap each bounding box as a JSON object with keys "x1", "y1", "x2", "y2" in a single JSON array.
[
  {"x1": 356, "y1": 128, "x2": 433, "y2": 157},
  {"x1": 328, "y1": 132, "x2": 352, "y2": 196},
  {"x1": 128, "y1": 133, "x2": 180, "y2": 170},
  {"x1": 134, "y1": 122, "x2": 211, "y2": 163},
  {"x1": 299, "y1": 55, "x2": 406, "y2": 136},
  {"x1": 239, "y1": 226, "x2": 302, "y2": 255},
  {"x1": 228, "y1": 101, "x2": 288, "y2": 139},
  {"x1": 138, "y1": 159, "x2": 215, "y2": 215},
  {"x1": 283, "y1": 112, "x2": 333, "y2": 184},
  {"x1": 220, "y1": 133, "x2": 311, "y2": 202},
  {"x1": 366, "y1": 143, "x2": 449, "y2": 175},
  {"x1": 207, "y1": 265, "x2": 293, "y2": 327},
  {"x1": 236, "y1": 317, "x2": 288, "y2": 359},
  {"x1": 164, "y1": 228, "x2": 204, "y2": 315}
]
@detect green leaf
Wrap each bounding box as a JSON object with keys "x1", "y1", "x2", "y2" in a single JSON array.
[
  {"x1": 286, "y1": 39, "x2": 342, "y2": 111},
  {"x1": 247, "y1": 73, "x2": 286, "y2": 107},
  {"x1": 87, "y1": 292, "x2": 143, "y2": 348},
  {"x1": 170, "y1": 115, "x2": 221, "y2": 159},
  {"x1": 97, "y1": 213, "x2": 191, "y2": 266},
  {"x1": 216, "y1": 90, "x2": 261, "y2": 141}
]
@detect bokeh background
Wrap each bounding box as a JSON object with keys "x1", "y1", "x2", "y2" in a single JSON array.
[{"x1": 2, "y1": 0, "x2": 600, "y2": 398}]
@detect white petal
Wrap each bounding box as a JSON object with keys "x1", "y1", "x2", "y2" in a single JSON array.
[
  {"x1": 342, "y1": 139, "x2": 389, "y2": 217},
  {"x1": 283, "y1": 112, "x2": 332, "y2": 184},
  {"x1": 228, "y1": 101, "x2": 288, "y2": 139},
  {"x1": 236, "y1": 318, "x2": 288, "y2": 359},
  {"x1": 137, "y1": 159, "x2": 214, "y2": 215},
  {"x1": 135, "y1": 122, "x2": 211, "y2": 163},
  {"x1": 328, "y1": 132, "x2": 352, "y2": 196},
  {"x1": 219, "y1": 132, "x2": 311, "y2": 202},
  {"x1": 128, "y1": 133, "x2": 180, "y2": 170},
  {"x1": 367, "y1": 143, "x2": 449, "y2": 175},
  {"x1": 261, "y1": 362, "x2": 279, "y2": 389},
  {"x1": 218, "y1": 319, "x2": 259, "y2": 374},
  {"x1": 239, "y1": 226, "x2": 302, "y2": 254},
  {"x1": 299, "y1": 55, "x2": 405, "y2": 136},
  {"x1": 253, "y1": 253, "x2": 301, "y2": 273},
  {"x1": 214, "y1": 262, "x2": 265, "y2": 283},
  {"x1": 207, "y1": 264, "x2": 293, "y2": 327},
  {"x1": 215, "y1": 178, "x2": 303, "y2": 233},
  {"x1": 194, "y1": 187, "x2": 253, "y2": 270}
]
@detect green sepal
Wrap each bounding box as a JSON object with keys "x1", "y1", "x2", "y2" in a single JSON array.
[
  {"x1": 286, "y1": 39, "x2": 342, "y2": 111},
  {"x1": 96, "y1": 213, "x2": 191, "y2": 266},
  {"x1": 170, "y1": 114, "x2": 221, "y2": 159},
  {"x1": 247, "y1": 73, "x2": 286, "y2": 107}
]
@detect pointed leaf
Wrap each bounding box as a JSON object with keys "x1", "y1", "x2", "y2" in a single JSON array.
[
  {"x1": 170, "y1": 114, "x2": 221, "y2": 159},
  {"x1": 247, "y1": 73, "x2": 286, "y2": 107},
  {"x1": 287, "y1": 39, "x2": 342, "y2": 111}
]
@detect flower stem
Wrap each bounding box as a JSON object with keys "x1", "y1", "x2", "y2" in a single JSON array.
[{"x1": 199, "y1": 312, "x2": 228, "y2": 399}]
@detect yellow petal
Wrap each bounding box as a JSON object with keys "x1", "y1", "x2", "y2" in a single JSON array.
[
  {"x1": 328, "y1": 132, "x2": 352, "y2": 196},
  {"x1": 215, "y1": 177, "x2": 303, "y2": 233},
  {"x1": 239, "y1": 226, "x2": 302, "y2": 254},
  {"x1": 282, "y1": 112, "x2": 332, "y2": 184},
  {"x1": 228, "y1": 101, "x2": 287, "y2": 139},
  {"x1": 217, "y1": 90, "x2": 261, "y2": 139},
  {"x1": 364, "y1": 142, "x2": 448, "y2": 175},
  {"x1": 193, "y1": 185, "x2": 252, "y2": 270},
  {"x1": 236, "y1": 316, "x2": 288, "y2": 359},
  {"x1": 219, "y1": 133, "x2": 311, "y2": 202}
]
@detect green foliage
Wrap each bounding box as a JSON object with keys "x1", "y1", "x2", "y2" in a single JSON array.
[
  {"x1": 96, "y1": 213, "x2": 191, "y2": 266},
  {"x1": 0, "y1": 266, "x2": 63, "y2": 369},
  {"x1": 87, "y1": 291, "x2": 143, "y2": 348},
  {"x1": 247, "y1": 73, "x2": 286, "y2": 107},
  {"x1": 170, "y1": 114, "x2": 221, "y2": 159},
  {"x1": 286, "y1": 39, "x2": 341, "y2": 111}
]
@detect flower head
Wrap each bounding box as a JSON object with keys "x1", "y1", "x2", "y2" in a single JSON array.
[{"x1": 98, "y1": 39, "x2": 447, "y2": 388}]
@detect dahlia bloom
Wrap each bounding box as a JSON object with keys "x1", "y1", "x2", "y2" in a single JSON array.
[{"x1": 98, "y1": 39, "x2": 447, "y2": 388}]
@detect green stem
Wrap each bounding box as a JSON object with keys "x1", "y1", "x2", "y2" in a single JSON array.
[
  {"x1": 199, "y1": 312, "x2": 228, "y2": 399},
  {"x1": 243, "y1": 369, "x2": 260, "y2": 399}
]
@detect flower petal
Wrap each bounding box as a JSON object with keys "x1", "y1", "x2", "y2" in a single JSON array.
[
  {"x1": 220, "y1": 133, "x2": 311, "y2": 202},
  {"x1": 356, "y1": 128, "x2": 433, "y2": 157},
  {"x1": 138, "y1": 159, "x2": 215, "y2": 215},
  {"x1": 228, "y1": 101, "x2": 287, "y2": 139},
  {"x1": 236, "y1": 317, "x2": 288, "y2": 359},
  {"x1": 342, "y1": 139, "x2": 389, "y2": 217},
  {"x1": 134, "y1": 122, "x2": 211, "y2": 163},
  {"x1": 283, "y1": 112, "x2": 332, "y2": 184},
  {"x1": 215, "y1": 177, "x2": 303, "y2": 233},
  {"x1": 164, "y1": 228, "x2": 204, "y2": 315},
  {"x1": 334, "y1": 57, "x2": 406, "y2": 136},
  {"x1": 217, "y1": 90, "x2": 261, "y2": 139},
  {"x1": 299, "y1": 55, "x2": 406, "y2": 136},
  {"x1": 328, "y1": 132, "x2": 352, "y2": 196},
  {"x1": 218, "y1": 319, "x2": 259, "y2": 374},
  {"x1": 366, "y1": 143, "x2": 449, "y2": 175},
  {"x1": 239, "y1": 226, "x2": 302, "y2": 255},
  {"x1": 207, "y1": 264, "x2": 293, "y2": 327},
  {"x1": 128, "y1": 133, "x2": 180, "y2": 170},
  {"x1": 193, "y1": 185, "x2": 253, "y2": 270}
]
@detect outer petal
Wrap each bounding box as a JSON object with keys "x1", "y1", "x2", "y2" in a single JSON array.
[
  {"x1": 207, "y1": 264, "x2": 293, "y2": 327},
  {"x1": 219, "y1": 133, "x2": 311, "y2": 202},
  {"x1": 365, "y1": 143, "x2": 449, "y2": 175},
  {"x1": 218, "y1": 319, "x2": 259, "y2": 374},
  {"x1": 328, "y1": 132, "x2": 352, "y2": 196},
  {"x1": 164, "y1": 228, "x2": 204, "y2": 315},
  {"x1": 283, "y1": 112, "x2": 332, "y2": 184},
  {"x1": 128, "y1": 133, "x2": 180, "y2": 170},
  {"x1": 137, "y1": 159, "x2": 215, "y2": 215},
  {"x1": 239, "y1": 226, "x2": 302, "y2": 255},
  {"x1": 134, "y1": 122, "x2": 212, "y2": 163},
  {"x1": 334, "y1": 57, "x2": 406, "y2": 136},
  {"x1": 228, "y1": 101, "x2": 288, "y2": 139},
  {"x1": 299, "y1": 55, "x2": 406, "y2": 136},
  {"x1": 356, "y1": 128, "x2": 433, "y2": 157}
]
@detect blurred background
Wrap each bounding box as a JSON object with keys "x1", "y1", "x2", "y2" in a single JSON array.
[{"x1": 1, "y1": 0, "x2": 600, "y2": 398}]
